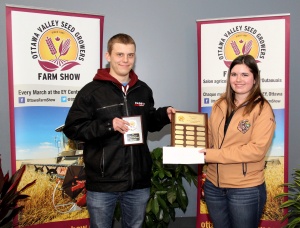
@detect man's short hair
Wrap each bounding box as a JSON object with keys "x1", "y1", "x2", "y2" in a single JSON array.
[{"x1": 107, "y1": 33, "x2": 136, "y2": 54}]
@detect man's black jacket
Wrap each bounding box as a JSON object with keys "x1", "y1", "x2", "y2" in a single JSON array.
[{"x1": 63, "y1": 69, "x2": 170, "y2": 192}]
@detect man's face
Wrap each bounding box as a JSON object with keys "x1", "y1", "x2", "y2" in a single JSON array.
[{"x1": 105, "y1": 43, "x2": 135, "y2": 80}]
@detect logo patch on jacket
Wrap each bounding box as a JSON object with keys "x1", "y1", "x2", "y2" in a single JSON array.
[
  {"x1": 237, "y1": 119, "x2": 251, "y2": 134},
  {"x1": 134, "y1": 102, "x2": 145, "y2": 107}
]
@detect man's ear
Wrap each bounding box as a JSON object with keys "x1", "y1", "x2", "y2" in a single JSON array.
[{"x1": 105, "y1": 52, "x2": 111, "y2": 62}]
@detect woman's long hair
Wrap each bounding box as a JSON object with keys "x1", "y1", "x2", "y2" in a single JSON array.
[{"x1": 215, "y1": 54, "x2": 270, "y2": 117}]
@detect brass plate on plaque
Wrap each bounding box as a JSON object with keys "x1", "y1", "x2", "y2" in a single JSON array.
[{"x1": 171, "y1": 111, "x2": 208, "y2": 148}]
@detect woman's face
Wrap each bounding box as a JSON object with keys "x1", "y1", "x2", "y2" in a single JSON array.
[{"x1": 229, "y1": 63, "x2": 255, "y2": 102}]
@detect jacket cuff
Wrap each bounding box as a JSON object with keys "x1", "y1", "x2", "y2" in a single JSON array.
[{"x1": 105, "y1": 121, "x2": 114, "y2": 133}]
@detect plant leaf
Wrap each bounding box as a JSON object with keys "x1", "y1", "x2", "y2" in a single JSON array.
[
  {"x1": 274, "y1": 192, "x2": 295, "y2": 199},
  {"x1": 158, "y1": 170, "x2": 165, "y2": 179},
  {"x1": 157, "y1": 195, "x2": 168, "y2": 211},
  {"x1": 288, "y1": 217, "x2": 300, "y2": 227},
  {"x1": 156, "y1": 190, "x2": 167, "y2": 195},
  {"x1": 224, "y1": 60, "x2": 232, "y2": 68},
  {"x1": 176, "y1": 185, "x2": 188, "y2": 212},
  {"x1": 167, "y1": 189, "x2": 176, "y2": 204},
  {"x1": 164, "y1": 170, "x2": 172, "y2": 178},
  {"x1": 163, "y1": 209, "x2": 170, "y2": 223},
  {"x1": 144, "y1": 214, "x2": 155, "y2": 227},
  {"x1": 146, "y1": 198, "x2": 153, "y2": 213},
  {"x1": 0, "y1": 172, "x2": 9, "y2": 196},
  {"x1": 280, "y1": 200, "x2": 297, "y2": 208},
  {"x1": 152, "y1": 195, "x2": 160, "y2": 215},
  {"x1": 157, "y1": 208, "x2": 164, "y2": 221},
  {"x1": 169, "y1": 207, "x2": 176, "y2": 221},
  {"x1": 152, "y1": 148, "x2": 163, "y2": 160},
  {"x1": 61, "y1": 61, "x2": 80, "y2": 71},
  {"x1": 153, "y1": 160, "x2": 162, "y2": 170},
  {"x1": 38, "y1": 60, "x2": 59, "y2": 72},
  {"x1": 19, "y1": 179, "x2": 36, "y2": 192},
  {"x1": 0, "y1": 206, "x2": 24, "y2": 226}
]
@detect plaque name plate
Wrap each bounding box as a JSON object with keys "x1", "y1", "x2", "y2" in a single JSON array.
[{"x1": 171, "y1": 111, "x2": 208, "y2": 148}]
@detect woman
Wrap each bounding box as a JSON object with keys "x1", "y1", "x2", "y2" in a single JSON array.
[{"x1": 200, "y1": 54, "x2": 276, "y2": 228}]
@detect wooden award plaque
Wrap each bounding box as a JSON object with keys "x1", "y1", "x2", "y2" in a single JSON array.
[{"x1": 171, "y1": 111, "x2": 208, "y2": 148}]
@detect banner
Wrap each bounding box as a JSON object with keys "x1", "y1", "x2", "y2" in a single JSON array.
[
  {"x1": 196, "y1": 14, "x2": 290, "y2": 227},
  {"x1": 6, "y1": 5, "x2": 104, "y2": 227}
]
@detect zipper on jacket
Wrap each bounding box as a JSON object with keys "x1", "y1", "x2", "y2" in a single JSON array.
[
  {"x1": 121, "y1": 84, "x2": 140, "y2": 115},
  {"x1": 122, "y1": 87, "x2": 139, "y2": 189},
  {"x1": 242, "y1": 163, "x2": 247, "y2": 176},
  {"x1": 100, "y1": 148, "x2": 105, "y2": 177},
  {"x1": 123, "y1": 93, "x2": 135, "y2": 189},
  {"x1": 96, "y1": 103, "x2": 124, "y2": 111},
  {"x1": 217, "y1": 115, "x2": 224, "y2": 187},
  {"x1": 216, "y1": 165, "x2": 219, "y2": 187},
  {"x1": 119, "y1": 84, "x2": 141, "y2": 189},
  {"x1": 215, "y1": 104, "x2": 251, "y2": 186}
]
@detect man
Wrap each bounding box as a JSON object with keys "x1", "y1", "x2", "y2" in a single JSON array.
[{"x1": 63, "y1": 33, "x2": 175, "y2": 228}]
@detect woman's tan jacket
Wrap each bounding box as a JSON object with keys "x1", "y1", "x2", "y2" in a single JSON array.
[{"x1": 205, "y1": 99, "x2": 276, "y2": 188}]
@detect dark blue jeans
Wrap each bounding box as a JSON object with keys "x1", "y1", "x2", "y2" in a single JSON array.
[
  {"x1": 204, "y1": 179, "x2": 266, "y2": 228},
  {"x1": 86, "y1": 188, "x2": 150, "y2": 228}
]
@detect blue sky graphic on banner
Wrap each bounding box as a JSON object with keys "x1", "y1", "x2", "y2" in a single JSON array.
[{"x1": 15, "y1": 107, "x2": 70, "y2": 160}]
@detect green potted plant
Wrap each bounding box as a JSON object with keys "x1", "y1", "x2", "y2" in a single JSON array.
[
  {"x1": 114, "y1": 147, "x2": 198, "y2": 227},
  {"x1": 0, "y1": 156, "x2": 36, "y2": 228},
  {"x1": 144, "y1": 147, "x2": 198, "y2": 227},
  {"x1": 275, "y1": 167, "x2": 300, "y2": 228}
]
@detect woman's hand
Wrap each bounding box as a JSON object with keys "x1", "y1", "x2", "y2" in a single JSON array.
[{"x1": 199, "y1": 149, "x2": 206, "y2": 162}]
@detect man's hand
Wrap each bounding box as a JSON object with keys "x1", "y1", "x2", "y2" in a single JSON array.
[
  {"x1": 113, "y1": 117, "x2": 130, "y2": 134},
  {"x1": 167, "y1": 107, "x2": 176, "y2": 121}
]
